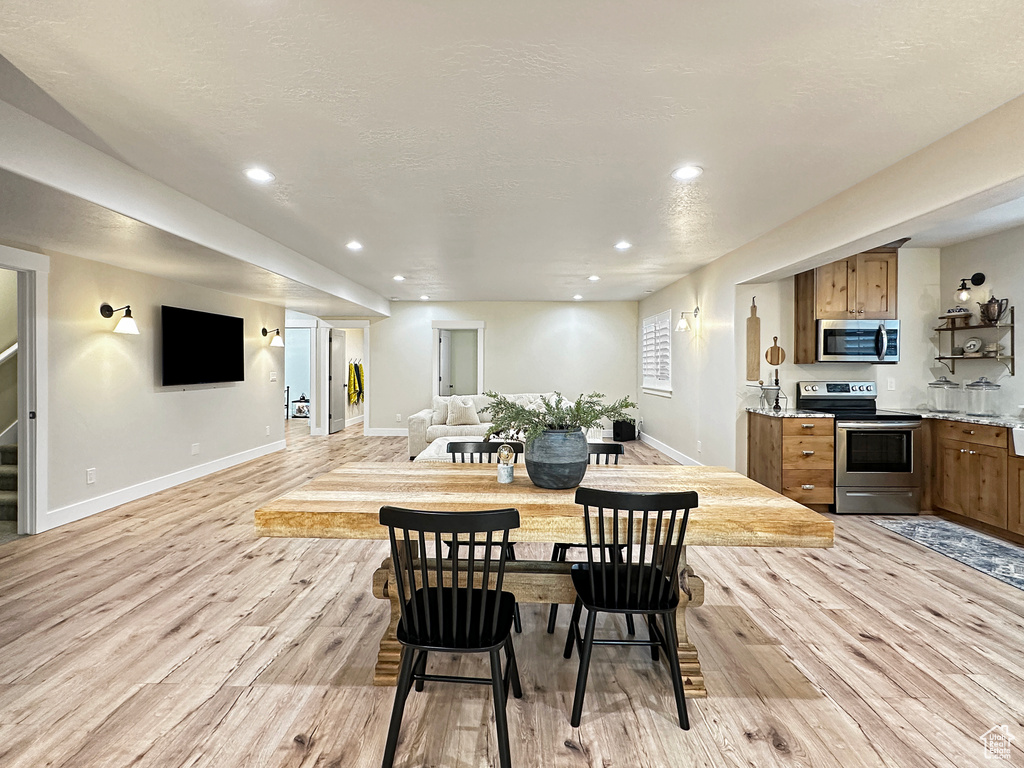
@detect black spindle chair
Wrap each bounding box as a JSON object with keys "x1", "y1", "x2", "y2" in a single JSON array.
[
  {"x1": 562, "y1": 486, "x2": 696, "y2": 730},
  {"x1": 379, "y1": 505, "x2": 523, "y2": 768},
  {"x1": 545, "y1": 442, "x2": 631, "y2": 634},
  {"x1": 446, "y1": 440, "x2": 524, "y2": 463},
  {"x1": 446, "y1": 440, "x2": 525, "y2": 632}
]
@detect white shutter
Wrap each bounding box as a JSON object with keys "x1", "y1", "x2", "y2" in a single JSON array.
[{"x1": 641, "y1": 310, "x2": 671, "y2": 393}]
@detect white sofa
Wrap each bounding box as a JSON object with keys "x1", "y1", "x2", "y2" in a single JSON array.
[{"x1": 407, "y1": 393, "x2": 553, "y2": 459}]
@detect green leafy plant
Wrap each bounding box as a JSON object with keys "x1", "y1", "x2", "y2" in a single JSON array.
[{"x1": 482, "y1": 391, "x2": 637, "y2": 445}]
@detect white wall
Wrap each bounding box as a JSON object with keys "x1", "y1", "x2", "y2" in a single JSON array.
[
  {"x1": 368, "y1": 301, "x2": 639, "y2": 431},
  {"x1": 45, "y1": 253, "x2": 285, "y2": 528},
  {"x1": 941, "y1": 224, "x2": 1024, "y2": 416}
]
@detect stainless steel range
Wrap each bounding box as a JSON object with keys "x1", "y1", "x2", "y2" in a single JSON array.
[{"x1": 796, "y1": 380, "x2": 922, "y2": 515}]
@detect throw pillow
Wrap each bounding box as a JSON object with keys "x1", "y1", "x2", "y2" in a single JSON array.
[
  {"x1": 447, "y1": 397, "x2": 481, "y2": 426},
  {"x1": 432, "y1": 396, "x2": 449, "y2": 426}
]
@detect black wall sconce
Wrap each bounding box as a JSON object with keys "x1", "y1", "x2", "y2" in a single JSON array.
[
  {"x1": 100, "y1": 303, "x2": 139, "y2": 335},
  {"x1": 262, "y1": 327, "x2": 284, "y2": 347},
  {"x1": 955, "y1": 273, "x2": 985, "y2": 302}
]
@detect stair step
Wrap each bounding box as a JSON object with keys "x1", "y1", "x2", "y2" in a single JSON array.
[
  {"x1": 0, "y1": 444, "x2": 15, "y2": 466},
  {"x1": 0, "y1": 490, "x2": 16, "y2": 522},
  {"x1": 0, "y1": 465, "x2": 15, "y2": 491}
]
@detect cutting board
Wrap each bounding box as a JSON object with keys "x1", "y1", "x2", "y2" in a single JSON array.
[{"x1": 746, "y1": 298, "x2": 760, "y2": 381}]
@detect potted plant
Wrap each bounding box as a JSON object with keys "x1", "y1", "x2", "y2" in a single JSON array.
[{"x1": 482, "y1": 391, "x2": 637, "y2": 489}]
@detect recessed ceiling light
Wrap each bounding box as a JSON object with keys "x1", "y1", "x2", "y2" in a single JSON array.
[
  {"x1": 346, "y1": 241, "x2": 363, "y2": 251},
  {"x1": 244, "y1": 167, "x2": 275, "y2": 183},
  {"x1": 420, "y1": 295, "x2": 430, "y2": 301},
  {"x1": 588, "y1": 275, "x2": 601, "y2": 281},
  {"x1": 573, "y1": 294, "x2": 583, "y2": 301},
  {"x1": 672, "y1": 165, "x2": 703, "y2": 181},
  {"x1": 614, "y1": 241, "x2": 632, "y2": 251},
  {"x1": 393, "y1": 275, "x2": 405, "y2": 282}
]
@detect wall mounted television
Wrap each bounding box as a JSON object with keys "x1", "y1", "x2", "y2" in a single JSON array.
[{"x1": 161, "y1": 305, "x2": 245, "y2": 386}]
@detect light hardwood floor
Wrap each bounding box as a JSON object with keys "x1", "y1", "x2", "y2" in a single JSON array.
[{"x1": 1, "y1": 422, "x2": 1022, "y2": 767}]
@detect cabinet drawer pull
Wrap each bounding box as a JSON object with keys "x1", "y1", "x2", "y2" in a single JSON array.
[
  {"x1": 802, "y1": 450, "x2": 815, "y2": 456},
  {"x1": 857, "y1": 309, "x2": 865, "y2": 313},
  {"x1": 963, "y1": 429, "x2": 975, "y2": 435},
  {"x1": 801, "y1": 423, "x2": 815, "y2": 429},
  {"x1": 801, "y1": 484, "x2": 815, "y2": 490},
  {"x1": 968, "y1": 450, "x2": 977, "y2": 455},
  {"x1": 960, "y1": 449, "x2": 968, "y2": 453}
]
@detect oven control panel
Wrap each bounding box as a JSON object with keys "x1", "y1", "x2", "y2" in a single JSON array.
[{"x1": 797, "y1": 381, "x2": 876, "y2": 398}]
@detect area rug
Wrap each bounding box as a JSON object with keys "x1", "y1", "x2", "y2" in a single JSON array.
[{"x1": 874, "y1": 517, "x2": 1024, "y2": 591}]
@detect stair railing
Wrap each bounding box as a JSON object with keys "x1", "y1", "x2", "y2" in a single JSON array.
[{"x1": 0, "y1": 343, "x2": 15, "y2": 368}]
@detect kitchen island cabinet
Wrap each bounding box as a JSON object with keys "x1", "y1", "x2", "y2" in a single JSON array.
[{"x1": 747, "y1": 410, "x2": 834, "y2": 511}]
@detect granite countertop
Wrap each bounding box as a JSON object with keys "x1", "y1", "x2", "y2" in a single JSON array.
[
  {"x1": 746, "y1": 408, "x2": 835, "y2": 419},
  {"x1": 914, "y1": 411, "x2": 1024, "y2": 429},
  {"x1": 746, "y1": 406, "x2": 1024, "y2": 428}
]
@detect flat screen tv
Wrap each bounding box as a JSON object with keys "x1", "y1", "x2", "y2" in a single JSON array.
[{"x1": 161, "y1": 305, "x2": 245, "y2": 386}]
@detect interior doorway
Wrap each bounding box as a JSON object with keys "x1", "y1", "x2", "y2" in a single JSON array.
[
  {"x1": 284, "y1": 327, "x2": 313, "y2": 431},
  {"x1": 432, "y1": 321, "x2": 484, "y2": 398},
  {"x1": 0, "y1": 268, "x2": 18, "y2": 542}
]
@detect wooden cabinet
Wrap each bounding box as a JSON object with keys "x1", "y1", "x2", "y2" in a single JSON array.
[
  {"x1": 812, "y1": 251, "x2": 897, "y2": 320},
  {"x1": 748, "y1": 413, "x2": 834, "y2": 509},
  {"x1": 794, "y1": 244, "x2": 902, "y2": 363},
  {"x1": 1009, "y1": 456, "x2": 1024, "y2": 535},
  {"x1": 931, "y1": 422, "x2": 1008, "y2": 528}
]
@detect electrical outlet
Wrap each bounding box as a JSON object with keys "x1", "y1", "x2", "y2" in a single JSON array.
[
  {"x1": 191, "y1": 443, "x2": 200, "y2": 455},
  {"x1": 266, "y1": 425, "x2": 271, "y2": 436},
  {"x1": 395, "y1": 413, "x2": 402, "y2": 423},
  {"x1": 86, "y1": 468, "x2": 96, "y2": 485},
  {"x1": 887, "y1": 377, "x2": 896, "y2": 391},
  {"x1": 270, "y1": 371, "x2": 278, "y2": 382},
  {"x1": 697, "y1": 440, "x2": 702, "y2": 453}
]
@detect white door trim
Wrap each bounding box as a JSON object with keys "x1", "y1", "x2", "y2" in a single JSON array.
[
  {"x1": 0, "y1": 244, "x2": 50, "y2": 535},
  {"x1": 327, "y1": 320, "x2": 370, "y2": 435},
  {"x1": 430, "y1": 321, "x2": 484, "y2": 397}
]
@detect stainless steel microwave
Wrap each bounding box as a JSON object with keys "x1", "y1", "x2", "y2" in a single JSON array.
[{"x1": 817, "y1": 319, "x2": 900, "y2": 363}]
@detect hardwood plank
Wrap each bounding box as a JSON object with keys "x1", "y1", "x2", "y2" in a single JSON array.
[{"x1": 0, "y1": 423, "x2": 1021, "y2": 767}]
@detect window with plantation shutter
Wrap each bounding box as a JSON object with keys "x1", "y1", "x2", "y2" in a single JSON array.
[{"x1": 641, "y1": 310, "x2": 671, "y2": 394}]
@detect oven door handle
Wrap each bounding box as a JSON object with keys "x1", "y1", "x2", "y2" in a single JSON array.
[{"x1": 837, "y1": 421, "x2": 921, "y2": 430}]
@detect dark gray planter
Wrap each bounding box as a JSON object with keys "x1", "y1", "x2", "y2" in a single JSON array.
[{"x1": 525, "y1": 428, "x2": 588, "y2": 489}]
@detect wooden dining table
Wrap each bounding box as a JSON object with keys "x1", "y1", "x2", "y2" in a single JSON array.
[{"x1": 255, "y1": 462, "x2": 834, "y2": 697}]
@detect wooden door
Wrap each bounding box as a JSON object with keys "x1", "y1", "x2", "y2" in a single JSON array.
[
  {"x1": 1008, "y1": 457, "x2": 1024, "y2": 535},
  {"x1": 438, "y1": 330, "x2": 452, "y2": 397},
  {"x1": 966, "y1": 444, "x2": 1008, "y2": 527},
  {"x1": 815, "y1": 259, "x2": 855, "y2": 319},
  {"x1": 854, "y1": 252, "x2": 897, "y2": 319},
  {"x1": 933, "y1": 438, "x2": 967, "y2": 515}
]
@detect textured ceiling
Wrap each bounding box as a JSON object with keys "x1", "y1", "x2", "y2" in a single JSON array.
[
  {"x1": 3, "y1": 1, "x2": 1024, "y2": 303},
  {"x1": 0, "y1": 169, "x2": 378, "y2": 317}
]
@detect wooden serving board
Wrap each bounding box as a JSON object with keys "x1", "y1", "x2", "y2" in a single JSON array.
[{"x1": 746, "y1": 298, "x2": 760, "y2": 381}]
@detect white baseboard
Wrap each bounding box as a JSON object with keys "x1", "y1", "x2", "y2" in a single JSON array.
[
  {"x1": 364, "y1": 427, "x2": 409, "y2": 437},
  {"x1": 345, "y1": 415, "x2": 365, "y2": 428},
  {"x1": 39, "y1": 440, "x2": 287, "y2": 533},
  {"x1": 639, "y1": 432, "x2": 702, "y2": 466},
  {"x1": 0, "y1": 421, "x2": 16, "y2": 444}
]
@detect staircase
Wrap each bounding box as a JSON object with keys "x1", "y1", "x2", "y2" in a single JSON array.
[{"x1": 0, "y1": 443, "x2": 15, "y2": 521}]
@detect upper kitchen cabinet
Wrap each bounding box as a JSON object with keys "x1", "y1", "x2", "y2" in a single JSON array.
[{"x1": 794, "y1": 242, "x2": 906, "y2": 364}]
